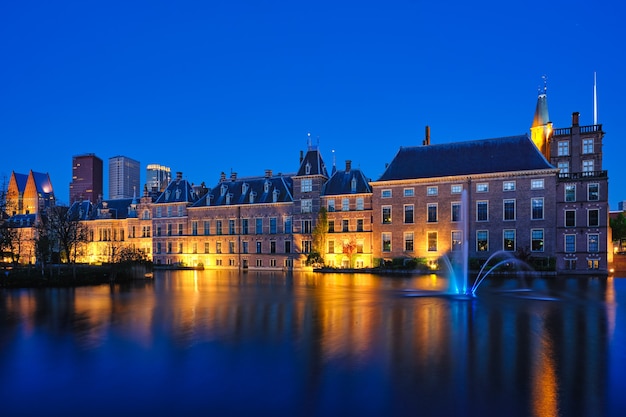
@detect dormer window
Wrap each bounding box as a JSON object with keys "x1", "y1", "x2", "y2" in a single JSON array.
[
  {"x1": 351, "y1": 177, "x2": 357, "y2": 193},
  {"x1": 165, "y1": 190, "x2": 171, "y2": 201},
  {"x1": 250, "y1": 191, "x2": 256, "y2": 203},
  {"x1": 242, "y1": 183, "x2": 249, "y2": 195},
  {"x1": 226, "y1": 193, "x2": 232, "y2": 205},
  {"x1": 305, "y1": 162, "x2": 311, "y2": 175},
  {"x1": 143, "y1": 210, "x2": 150, "y2": 220},
  {"x1": 175, "y1": 188, "x2": 181, "y2": 200},
  {"x1": 220, "y1": 184, "x2": 228, "y2": 197},
  {"x1": 206, "y1": 194, "x2": 211, "y2": 206},
  {"x1": 264, "y1": 181, "x2": 270, "y2": 193},
  {"x1": 272, "y1": 189, "x2": 280, "y2": 203}
]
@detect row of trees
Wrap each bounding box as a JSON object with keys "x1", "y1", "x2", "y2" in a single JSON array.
[{"x1": 1, "y1": 205, "x2": 91, "y2": 265}]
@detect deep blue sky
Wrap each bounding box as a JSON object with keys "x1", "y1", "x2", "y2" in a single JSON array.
[{"x1": 1, "y1": 0, "x2": 624, "y2": 208}]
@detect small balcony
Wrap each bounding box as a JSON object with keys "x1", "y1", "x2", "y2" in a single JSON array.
[{"x1": 558, "y1": 170, "x2": 607, "y2": 181}]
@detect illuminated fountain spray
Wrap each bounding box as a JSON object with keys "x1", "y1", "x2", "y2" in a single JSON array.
[{"x1": 441, "y1": 189, "x2": 528, "y2": 297}]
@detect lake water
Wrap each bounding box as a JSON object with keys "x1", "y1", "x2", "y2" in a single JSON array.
[{"x1": 1, "y1": 271, "x2": 625, "y2": 417}]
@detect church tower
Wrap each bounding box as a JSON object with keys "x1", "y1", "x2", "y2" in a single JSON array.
[{"x1": 530, "y1": 77, "x2": 553, "y2": 159}]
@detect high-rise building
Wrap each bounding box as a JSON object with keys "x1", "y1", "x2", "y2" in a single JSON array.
[
  {"x1": 70, "y1": 153, "x2": 103, "y2": 203},
  {"x1": 109, "y1": 156, "x2": 140, "y2": 199},
  {"x1": 146, "y1": 164, "x2": 172, "y2": 193}
]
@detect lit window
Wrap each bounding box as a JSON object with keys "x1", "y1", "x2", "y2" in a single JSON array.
[
  {"x1": 477, "y1": 230, "x2": 488, "y2": 252},
  {"x1": 503, "y1": 181, "x2": 515, "y2": 191},
  {"x1": 427, "y1": 186, "x2": 438, "y2": 196},
  {"x1": 451, "y1": 231, "x2": 462, "y2": 252},
  {"x1": 451, "y1": 185, "x2": 462, "y2": 194},
  {"x1": 427, "y1": 232, "x2": 437, "y2": 252},
  {"x1": 404, "y1": 188, "x2": 414, "y2": 197},
  {"x1": 327, "y1": 200, "x2": 335, "y2": 212},
  {"x1": 382, "y1": 206, "x2": 392, "y2": 224},
  {"x1": 356, "y1": 198, "x2": 364, "y2": 211},
  {"x1": 342, "y1": 198, "x2": 349, "y2": 211},
  {"x1": 558, "y1": 141, "x2": 570, "y2": 156},
  {"x1": 476, "y1": 183, "x2": 488, "y2": 192},
  {"x1": 582, "y1": 139, "x2": 594, "y2": 154},
  {"x1": 503, "y1": 229, "x2": 516, "y2": 251},
  {"x1": 558, "y1": 162, "x2": 569, "y2": 174}
]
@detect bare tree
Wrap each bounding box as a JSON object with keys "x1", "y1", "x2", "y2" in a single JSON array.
[
  {"x1": 45, "y1": 205, "x2": 90, "y2": 263},
  {"x1": 0, "y1": 223, "x2": 23, "y2": 264}
]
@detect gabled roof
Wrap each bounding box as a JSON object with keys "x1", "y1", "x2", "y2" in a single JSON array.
[
  {"x1": 377, "y1": 135, "x2": 554, "y2": 182},
  {"x1": 30, "y1": 171, "x2": 54, "y2": 195},
  {"x1": 192, "y1": 174, "x2": 293, "y2": 208},
  {"x1": 154, "y1": 177, "x2": 199, "y2": 205},
  {"x1": 322, "y1": 168, "x2": 372, "y2": 196},
  {"x1": 296, "y1": 147, "x2": 329, "y2": 177},
  {"x1": 10, "y1": 172, "x2": 28, "y2": 192}
]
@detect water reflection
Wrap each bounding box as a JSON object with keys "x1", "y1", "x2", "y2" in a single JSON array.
[{"x1": 0, "y1": 272, "x2": 621, "y2": 417}]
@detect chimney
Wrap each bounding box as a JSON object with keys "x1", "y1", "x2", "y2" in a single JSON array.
[
  {"x1": 345, "y1": 160, "x2": 352, "y2": 172},
  {"x1": 230, "y1": 172, "x2": 237, "y2": 181},
  {"x1": 220, "y1": 172, "x2": 226, "y2": 182},
  {"x1": 572, "y1": 112, "x2": 580, "y2": 126},
  {"x1": 176, "y1": 171, "x2": 183, "y2": 181},
  {"x1": 265, "y1": 169, "x2": 273, "y2": 178},
  {"x1": 423, "y1": 125, "x2": 431, "y2": 146}
]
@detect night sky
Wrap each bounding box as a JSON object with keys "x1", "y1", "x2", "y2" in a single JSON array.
[{"x1": 1, "y1": 0, "x2": 624, "y2": 208}]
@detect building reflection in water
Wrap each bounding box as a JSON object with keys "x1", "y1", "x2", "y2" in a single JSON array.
[{"x1": 0, "y1": 271, "x2": 614, "y2": 416}]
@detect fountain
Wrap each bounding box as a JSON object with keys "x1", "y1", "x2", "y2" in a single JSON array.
[{"x1": 441, "y1": 190, "x2": 532, "y2": 298}]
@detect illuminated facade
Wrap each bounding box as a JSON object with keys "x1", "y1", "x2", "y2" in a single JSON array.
[
  {"x1": 370, "y1": 134, "x2": 558, "y2": 267},
  {"x1": 321, "y1": 160, "x2": 374, "y2": 268}
]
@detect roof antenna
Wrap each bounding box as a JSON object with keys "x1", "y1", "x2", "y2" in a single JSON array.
[{"x1": 593, "y1": 72, "x2": 598, "y2": 125}]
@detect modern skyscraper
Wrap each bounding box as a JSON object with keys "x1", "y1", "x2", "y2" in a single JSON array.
[
  {"x1": 70, "y1": 153, "x2": 103, "y2": 203},
  {"x1": 109, "y1": 156, "x2": 140, "y2": 199},
  {"x1": 146, "y1": 164, "x2": 172, "y2": 193}
]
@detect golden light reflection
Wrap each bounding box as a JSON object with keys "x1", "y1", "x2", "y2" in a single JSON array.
[{"x1": 531, "y1": 330, "x2": 558, "y2": 417}]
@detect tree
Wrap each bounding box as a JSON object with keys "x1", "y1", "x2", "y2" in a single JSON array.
[
  {"x1": 312, "y1": 207, "x2": 328, "y2": 260},
  {"x1": 342, "y1": 236, "x2": 357, "y2": 268},
  {"x1": 0, "y1": 223, "x2": 23, "y2": 264},
  {"x1": 45, "y1": 205, "x2": 90, "y2": 263},
  {"x1": 610, "y1": 212, "x2": 626, "y2": 241}
]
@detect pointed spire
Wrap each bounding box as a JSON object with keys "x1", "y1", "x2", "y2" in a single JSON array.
[{"x1": 532, "y1": 75, "x2": 550, "y2": 128}]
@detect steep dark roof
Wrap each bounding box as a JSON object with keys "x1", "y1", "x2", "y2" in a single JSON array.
[
  {"x1": 377, "y1": 135, "x2": 554, "y2": 181},
  {"x1": 31, "y1": 171, "x2": 53, "y2": 195},
  {"x1": 193, "y1": 175, "x2": 293, "y2": 208},
  {"x1": 296, "y1": 148, "x2": 329, "y2": 177},
  {"x1": 68, "y1": 199, "x2": 137, "y2": 220},
  {"x1": 154, "y1": 177, "x2": 199, "y2": 205},
  {"x1": 322, "y1": 168, "x2": 372, "y2": 196},
  {"x1": 12, "y1": 172, "x2": 28, "y2": 192}
]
